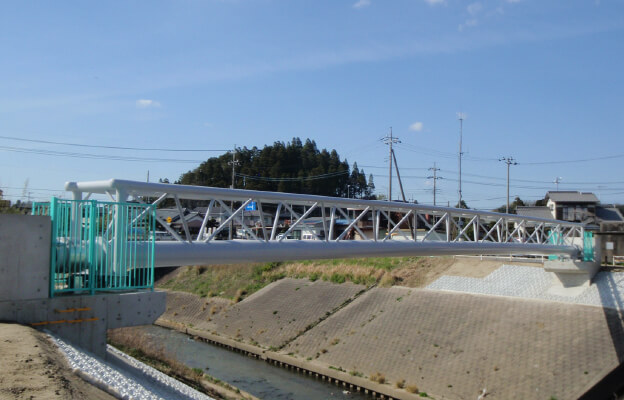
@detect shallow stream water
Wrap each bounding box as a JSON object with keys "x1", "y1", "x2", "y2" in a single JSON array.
[{"x1": 136, "y1": 325, "x2": 369, "y2": 400}]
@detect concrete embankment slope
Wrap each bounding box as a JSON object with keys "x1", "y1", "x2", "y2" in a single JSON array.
[
  {"x1": 161, "y1": 278, "x2": 366, "y2": 348},
  {"x1": 159, "y1": 278, "x2": 624, "y2": 400}
]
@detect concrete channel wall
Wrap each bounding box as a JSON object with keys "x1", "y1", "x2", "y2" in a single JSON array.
[{"x1": 0, "y1": 214, "x2": 166, "y2": 358}]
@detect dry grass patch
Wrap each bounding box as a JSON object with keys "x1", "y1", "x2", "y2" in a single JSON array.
[
  {"x1": 268, "y1": 262, "x2": 385, "y2": 286},
  {"x1": 157, "y1": 256, "x2": 461, "y2": 302},
  {"x1": 370, "y1": 372, "x2": 386, "y2": 384},
  {"x1": 405, "y1": 384, "x2": 419, "y2": 394}
]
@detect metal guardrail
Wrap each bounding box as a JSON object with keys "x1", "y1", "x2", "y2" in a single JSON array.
[{"x1": 33, "y1": 198, "x2": 155, "y2": 297}]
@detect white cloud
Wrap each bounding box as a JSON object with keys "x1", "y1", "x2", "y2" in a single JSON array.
[
  {"x1": 409, "y1": 122, "x2": 424, "y2": 132},
  {"x1": 136, "y1": 99, "x2": 161, "y2": 109},
  {"x1": 423, "y1": 0, "x2": 445, "y2": 5},
  {"x1": 352, "y1": 0, "x2": 371, "y2": 9},
  {"x1": 458, "y1": 19, "x2": 478, "y2": 31},
  {"x1": 506, "y1": 0, "x2": 522, "y2": 3},
  {"x1": 467, "y1": 2, "x2": 482, "y2": 15}
]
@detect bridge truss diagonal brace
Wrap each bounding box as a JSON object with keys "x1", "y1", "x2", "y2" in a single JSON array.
[{"x1": 63, "y1": 179, "x2": 586, "y2": 261}]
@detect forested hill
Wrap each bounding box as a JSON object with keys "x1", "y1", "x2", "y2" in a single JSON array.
[{"x1": 178, "y1": 138, "x2": 375, "y2": 198}]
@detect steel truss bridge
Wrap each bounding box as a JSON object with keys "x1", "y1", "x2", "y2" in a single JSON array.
[{"x1": 64, "y1": 179, "x2": 586, "y2": 268}]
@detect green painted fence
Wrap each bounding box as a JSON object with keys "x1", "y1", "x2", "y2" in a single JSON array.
[{"x1": 33, "y1": 198, "x2": 155, "y2": 297}]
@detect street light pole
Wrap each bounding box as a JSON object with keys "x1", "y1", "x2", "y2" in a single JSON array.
[
  {"x1": 499, "y1": 157, "x2": 518, "y2": 214},
  {"x1": 457, "y1": 113, "x2": 464, "y2": 208},
  {"x1": 554, "y1": 177, "x2": 562, "y2": 191}
]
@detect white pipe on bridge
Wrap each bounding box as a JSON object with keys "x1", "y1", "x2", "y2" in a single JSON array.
[
  {"x1": 152, "y1": 240, "x2": 577, "y2": 267},
  {"x1": 65, "y1": 179, "x2": 583, "y2": 226}
]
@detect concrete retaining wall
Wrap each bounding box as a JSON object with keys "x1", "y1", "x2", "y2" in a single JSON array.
[{"x1": 0, "y1": 214, "x2": 50, "y2": 301}]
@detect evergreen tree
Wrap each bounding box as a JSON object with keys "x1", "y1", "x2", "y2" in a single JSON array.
[{"x1": 178, "y1": 138, "x2": 371, "y2": 198}]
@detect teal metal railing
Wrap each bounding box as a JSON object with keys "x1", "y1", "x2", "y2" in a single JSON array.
[
  {"x1": 583, "y1": 231, "x2": 594, "y2": 262},
  {"x1": 32, "y1": 198, "x2": 155, "y2": 297},
  {"x1": 545, "y1": 229, "x2": 594, "y2": 262},
  {"x1": 547, "y1": 230, "x2": 563, "y2": 260}
]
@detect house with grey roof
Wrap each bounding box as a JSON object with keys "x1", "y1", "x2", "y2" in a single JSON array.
[
  {"x1": 545, "y1": 191, "x2": 599, "y2": 223},
  {"x1": 516, "y1": 191, "x2": 624, "y2": 263}
]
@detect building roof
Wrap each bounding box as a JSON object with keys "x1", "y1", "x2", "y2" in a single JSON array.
[
  {"x1": 515, "y1": 206, "x2": 554, "y2": 220},
  {"x1": 546, "y1": 191, "x2": 599, "y2": 203},
  {"x1": 596, "y1": 206, "x2": 624, "y2": 222}
]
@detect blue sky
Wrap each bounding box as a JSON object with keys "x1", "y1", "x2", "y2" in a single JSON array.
[{"x1": 1, "y1": 0, "x2": 623, "y2": 209}]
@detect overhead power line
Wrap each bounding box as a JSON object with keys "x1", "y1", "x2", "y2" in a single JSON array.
[
  {"x1": 0, "y1": 135, "x2": 228, "y2": 152},
  {"x1": 0, "y1": 186, "x2": 61, "y2": 193},
  {"x1": 236, "y1": 170, "x2": 349, "y2": 182},
  {"x1": 0, "y1": 145, "x2": 203, "y2": 163},
  {"x1": 520, "y1": 154, "x2": 624, "y2": 165}
]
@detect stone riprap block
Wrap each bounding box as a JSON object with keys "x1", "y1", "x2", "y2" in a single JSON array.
[
  {"x1": 0, "y1": 214, "x2": 50, "y2": 301},
  {"x1": 285, "y1": 287, "x2": 624, "y2": 400}
]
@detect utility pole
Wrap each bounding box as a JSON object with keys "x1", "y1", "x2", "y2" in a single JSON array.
[
  {"x1": 457, "y1": 113, "x2": 465, "y2": 208},
  {"x1": 499, "y1": 157, "x2": 518, "y2": 214},
  {"x1": 229, "y1": 145, "x2": 240, "y2": 190},
  {"x1": 427, "y1": 162, "x2": 441, "y2": 206},
  {"x1": 554, "y1": 177, "x2": 562, "y2": 191},
  {"x1": 228, "y1": 145, "x2": 240, "y2": 240},
  {"x1": 382, "y1": 127, "x2": 400, "y2": 202}
]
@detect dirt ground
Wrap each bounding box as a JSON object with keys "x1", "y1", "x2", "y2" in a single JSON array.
[
  {"x1": 386, "y1": 256, "x2": 541, "y2": 288},
  {"x1": 0, "y1": 323, "x2": 114, "y2": 400}
]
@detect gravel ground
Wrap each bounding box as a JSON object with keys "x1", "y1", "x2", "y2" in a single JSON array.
[{"x1": 49, "y1": 333, "x2": 213, "y2": 400}]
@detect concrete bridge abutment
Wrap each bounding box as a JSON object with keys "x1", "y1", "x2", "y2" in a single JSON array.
[
  {"x1": 0, "y1": 214, "x2": 165, "y2": 358},
  {"x1": 544, "y1": 235, "x2": 602, "y2": 296}
]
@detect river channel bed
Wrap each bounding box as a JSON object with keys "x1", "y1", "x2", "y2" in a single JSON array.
[{"x1": 136, "y1": 325, "x2": 368, "y2": 400}]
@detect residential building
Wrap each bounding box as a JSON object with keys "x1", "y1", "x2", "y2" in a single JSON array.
[{"x1": 516, "y1": 191, "x2": 624, "y2": 264}]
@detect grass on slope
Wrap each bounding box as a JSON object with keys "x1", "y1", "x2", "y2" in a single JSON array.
[{"x1": 158, "y1": 257, "x2": 455, "y2": 301}]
